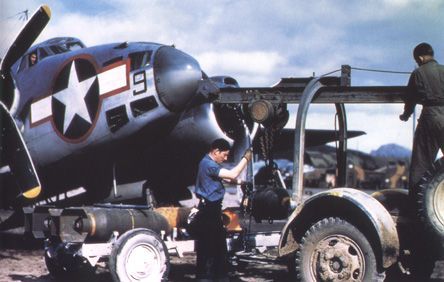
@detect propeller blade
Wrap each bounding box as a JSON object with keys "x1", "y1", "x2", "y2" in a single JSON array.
[
  {"x1": 1, "y1": 103, "x2": 41, "y2": 199},
  {"x1": 253, "y1": 128, "x2": 366, "y2": 153},
  {"x1": 0, "y1": 5, "x2": 51, "y2": 73}
]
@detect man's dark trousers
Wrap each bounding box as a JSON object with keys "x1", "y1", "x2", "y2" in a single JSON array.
[
  {"x1": 410, "y1": 110, "x2": 444, "y2": 190},
  {"x1": 195, "y1": 199, "x2": 228, "y2": 280}
]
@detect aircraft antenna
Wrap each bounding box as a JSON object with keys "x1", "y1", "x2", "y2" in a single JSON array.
[
  {"x1": 20, "y1": 9, "x2": 29, "y2": 21},
  {"x1": 2, "y1": 9, "x2": 29, "y2": 21},
  {"x1": 0, "y1": 9, "x2": 30, "y2": 56}
]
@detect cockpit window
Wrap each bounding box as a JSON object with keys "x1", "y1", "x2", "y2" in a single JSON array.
[
  {"x1": 16, "y1": 38, "x2": 86, "y2": 73},
  {"x1": 39, "y1": 48, "x2": 50, "y2": 60},
  {"x1": 67, "y1": 42, "x2": 84, "y2": 51},
  {"x1": 49, "y1": 45, "x2": 68, "y2": 54},
  {"x1": 18, "y1": 52, "x2": 37, "y2": 72},
  {"x1": 49, "y1": 41, "x2": 85, "y2": 54},
  {"x1": 129, "y1": 51, "x2": 152, "y2": 71}
]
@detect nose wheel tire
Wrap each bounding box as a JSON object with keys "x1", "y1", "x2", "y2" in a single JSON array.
[
  {"x1": 109, "y1": 228, "x2": 170, "y2": 282},
  {"x1": 295, "y1": 217, "x2": 384, "y2": 282}
]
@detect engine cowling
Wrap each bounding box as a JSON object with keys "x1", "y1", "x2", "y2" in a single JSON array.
[{"x1": 153, "y1": 46, "x2": 202, "y2": 112}]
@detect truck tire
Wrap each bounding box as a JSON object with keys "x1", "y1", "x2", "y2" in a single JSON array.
[
  {"x1": 295, "y1": 217, "x2": 384, "y2": 282},
  {"x1": 413, "y1": 157, "x2": 444, "y2": 243},
  {"x1": 109, "y1": 228, "x2": 169, "y2": 282}
]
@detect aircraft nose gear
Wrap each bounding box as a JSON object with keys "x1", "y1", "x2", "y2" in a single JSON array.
[{"x1": 315, "y1": 235, "x2": 365, "y2": 281}]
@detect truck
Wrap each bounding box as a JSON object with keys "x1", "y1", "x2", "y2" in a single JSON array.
[{"x1": 23, "y1": 65, "x2": 444, "y2": 281}]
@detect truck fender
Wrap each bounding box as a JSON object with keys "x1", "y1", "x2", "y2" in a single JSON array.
[{"x1": 278, "y1": 188, "x2": 399, "y2": 269}]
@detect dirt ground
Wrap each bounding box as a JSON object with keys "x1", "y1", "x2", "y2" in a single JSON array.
[
  {"x1": 0, "y1": 242, "x2": 290, "y2": 282},
  {"x1": 1, "y1": 203, "x2": 443, "y2": 282},
  {"x1": 4, "y1": 252, "x2": 293, "y2": 282},
  {"x1": 1, "y1": 232, "x2": 444, "y2": 282}
]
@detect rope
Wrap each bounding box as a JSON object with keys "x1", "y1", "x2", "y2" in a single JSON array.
[
  {"x1": 319, "y1": 66, "x2": 411, "y2": 78},
  {"x1": 350, "y1": 66, "x2": 411, "y2": 75},
  {"x1": 320, "y1": 69, "x2": 341, "y2": 77}
]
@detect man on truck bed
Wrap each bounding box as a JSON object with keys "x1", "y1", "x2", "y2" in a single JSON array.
[{"x1": 399, "y1": 42, "x2": 444, "y2": 192}]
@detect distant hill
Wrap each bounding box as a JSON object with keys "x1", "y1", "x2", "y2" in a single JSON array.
[{"x1": 370, "y1": 143, "x2": 411, "y2": 159}]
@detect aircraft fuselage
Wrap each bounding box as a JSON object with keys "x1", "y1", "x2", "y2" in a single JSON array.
[{"x1": 7, "y1": 37, "x2": 233, "y2": 203}]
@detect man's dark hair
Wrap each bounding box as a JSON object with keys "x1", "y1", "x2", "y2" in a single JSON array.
[
  {"x1": 210, "y1": 138, "x2": 231, "y2": 151},
  {"x1": 413, "y1": 42, "x2": 434, "y2": 60},
  {"x1": 28, "y1": 52, "x2": 38, "y2": 66}
]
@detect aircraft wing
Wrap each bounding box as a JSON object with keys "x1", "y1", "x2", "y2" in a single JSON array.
[
  {"x1": 253, "y1": 128, "x2": 366, "y2": 153},
  {"x1": 303, "y1": 129, "x2": 365, "y2": 147}
]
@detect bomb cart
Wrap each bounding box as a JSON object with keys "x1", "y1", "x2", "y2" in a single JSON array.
[{"x1": 24, "y1": 66, "x2": 443, "y2": 281}]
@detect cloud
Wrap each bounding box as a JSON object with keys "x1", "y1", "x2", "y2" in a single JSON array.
[
  {"x1": 2, "y1": 0, "x2": 443, "y2": 152},
  {"x1": 197, "y1": 50, "x2": 285, "y2": 85}
]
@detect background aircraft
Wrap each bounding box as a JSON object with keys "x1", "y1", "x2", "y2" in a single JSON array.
[{"x1": 0, "y1": 6, "x2": 363, "y2": 229}]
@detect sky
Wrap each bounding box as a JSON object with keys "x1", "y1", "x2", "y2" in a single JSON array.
[{"x1": 1, "y1": 0, "x2": 443, "y2": 153}]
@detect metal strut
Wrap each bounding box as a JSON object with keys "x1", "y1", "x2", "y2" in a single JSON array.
[
  {"x1": 292, "y1": 76, "x2": 349, "y2": 203},
  {"x1": 292, "y1": 78, "x2": 325, "y2": 204}
]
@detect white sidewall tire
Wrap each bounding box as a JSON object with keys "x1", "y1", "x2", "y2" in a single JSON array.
[{"x1": 109, "y1": 228, "x2": 169, "y2": 282}]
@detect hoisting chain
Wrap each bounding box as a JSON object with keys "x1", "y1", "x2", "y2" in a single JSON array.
[{"x1": 259, "y1": 127, "x2": 274, "y2": 162}]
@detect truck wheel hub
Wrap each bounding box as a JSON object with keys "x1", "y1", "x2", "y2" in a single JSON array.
[{"x1": 313, "y1": 235, "x2": 365, "y2": 281}]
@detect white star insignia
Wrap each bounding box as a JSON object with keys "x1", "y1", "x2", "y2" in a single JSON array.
[{"x1": 53, "y1": 61, "x2": 96, "y2": 134}]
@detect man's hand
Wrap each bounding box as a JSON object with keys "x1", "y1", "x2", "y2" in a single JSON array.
[
  {"x1": 243, "y1": 148, "x2": 253, "y2": 162},
  {"x1": 399, "y1": 113, "x2": 410, "y2": 121}
]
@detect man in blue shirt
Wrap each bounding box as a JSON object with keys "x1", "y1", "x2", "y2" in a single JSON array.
[{"x1": 194, "y1": 138, "x2": 252, "y2": 281}]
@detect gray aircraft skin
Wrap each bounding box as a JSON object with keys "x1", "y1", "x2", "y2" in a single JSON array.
[
  {"x1": 0, "y1": 6, "x2": 363, "y2": 219},
  {"x1": 3, "y1": 34, "x2": 248, "y2": 206},
  {"x1": 0, "y1": 6, "x2": 254, "y2": 210}
]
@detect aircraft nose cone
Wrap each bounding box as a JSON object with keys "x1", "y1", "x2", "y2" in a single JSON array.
[{"x1": 153, "y1": 46, "x2": 202, "y2": 112}]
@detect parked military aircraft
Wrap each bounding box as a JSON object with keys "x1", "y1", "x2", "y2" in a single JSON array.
[{"x1": 0, "y1": 5, "x2": 364, "y2": 229}]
